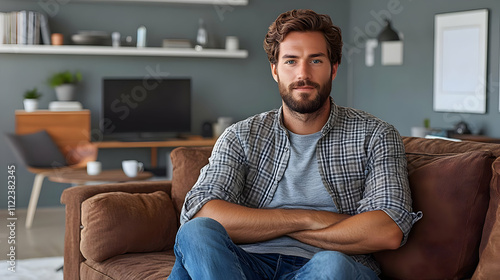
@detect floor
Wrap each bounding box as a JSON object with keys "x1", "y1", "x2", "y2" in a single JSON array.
[{"x1": 0, "y1": 207, "x2": 65, "y2": 260}]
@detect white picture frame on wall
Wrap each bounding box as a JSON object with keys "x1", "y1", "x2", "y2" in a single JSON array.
[{"x1": 433, "y1": 9, "x2": 488, "y2": 114}]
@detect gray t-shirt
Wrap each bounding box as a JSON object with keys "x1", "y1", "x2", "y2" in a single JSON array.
[{"x1": 240, "y1": 131, "x2": 337, "y2": 259}]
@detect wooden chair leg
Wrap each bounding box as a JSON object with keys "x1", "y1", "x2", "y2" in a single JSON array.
[{"x1": 25, "y1": 173, "x2": 45, "y2": 229}]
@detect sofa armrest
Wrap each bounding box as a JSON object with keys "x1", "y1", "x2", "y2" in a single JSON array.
[{"x1": 60, "y1": 180, "x2": 173, "y2": 280}]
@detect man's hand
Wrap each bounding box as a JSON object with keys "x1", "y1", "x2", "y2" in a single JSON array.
[{"x1": 194, "y1": 199, "x2": 349, "y2": 244}]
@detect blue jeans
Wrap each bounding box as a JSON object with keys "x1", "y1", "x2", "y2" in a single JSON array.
[{"x1": 169, "y1": 217, "x2": 379, "y2": 280}]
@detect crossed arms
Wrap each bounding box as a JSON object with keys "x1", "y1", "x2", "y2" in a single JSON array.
[{"x1": 194, "y1": 199, "x2": 403, "y2": 255}]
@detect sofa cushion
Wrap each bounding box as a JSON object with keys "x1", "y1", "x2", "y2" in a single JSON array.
[
  {"x1": 80, "y1": 191, "x2": 177, "y2": 262},
  {"x1": 375, "y1": 150, "x2": 493, "y2": 279},
  {"x1": 473, "y1": 203, "x2": 500, "y2": 279},
  {"x1": 171, "y1": 146, "x2": 212, "y2": 215},
  {"x1": 472, "y1": 158, "x2": 500, "y2": 279},
  {"x1": 81, "y1": 251, "x2": 175, "y2": 280}
]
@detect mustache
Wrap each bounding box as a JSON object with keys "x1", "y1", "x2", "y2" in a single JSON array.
[{"x1": 288, "y1": 80, "x2": 320, "y2": 91}]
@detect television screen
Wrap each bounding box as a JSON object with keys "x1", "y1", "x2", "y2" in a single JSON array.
[{"x1": 101, "y1": 78, "x2": 191, "y2": 140}]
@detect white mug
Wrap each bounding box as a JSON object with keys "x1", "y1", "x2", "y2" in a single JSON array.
[
  {"x1": 122, "y1": 160, "x2": 144, "y2": 177},
  {"x1": 87, "y1": 161, "x2": 102, "y2": 176}
]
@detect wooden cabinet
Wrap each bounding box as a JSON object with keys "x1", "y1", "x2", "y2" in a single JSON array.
[
  {"x1": 15, "y1": 110, "x2": 91, "y2": 152},
  {"x1": 15, "y1": 110, "x2": 216, "y2": 167}
]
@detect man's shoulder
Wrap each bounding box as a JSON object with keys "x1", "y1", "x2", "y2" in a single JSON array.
[
  {"x1": 215, "y1": 109, "x2": 282, "y2": 157},
  {"x1": 335, "y1": 105, "x2": 393, "y2": 129},
  {"x1": 234, "y1": 109, "x2": 280, "y2": 131},
  {"x1": 332, "y1": 105, "x2": 401, "y2": 141},
  {"x1": 337, "y1": 105, "x2": 379, "y2": 121}
]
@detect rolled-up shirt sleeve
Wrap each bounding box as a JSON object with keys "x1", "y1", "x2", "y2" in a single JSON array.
[
  {"x1": 180, "y1": 127, "x2": 247, "y2": 225},
  {"x1": 357, "y1": 125, "x2": 422, "y2": 246}
]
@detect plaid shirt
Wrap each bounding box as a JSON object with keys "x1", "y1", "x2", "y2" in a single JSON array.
[{"x1": 181, "y1": 99, "x2": 420, "y2": 274}]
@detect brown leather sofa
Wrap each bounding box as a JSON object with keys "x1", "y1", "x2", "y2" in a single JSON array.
[{"x1": 61, "y1": 137, "x2": 500, "y2": 279}]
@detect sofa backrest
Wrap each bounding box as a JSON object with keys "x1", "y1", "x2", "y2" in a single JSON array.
[
  {"x1": 169, "y1": 137, "x2": 500, "y2": 217},
  {"x1": 403, "y1": 136, "x2": 500, "y2": 156},
  {"x1": 170, "y1": 146, "x2": 213, "y2": 216}
]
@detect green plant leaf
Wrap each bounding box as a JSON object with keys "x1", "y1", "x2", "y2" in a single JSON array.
[
  {"x1": 23, "y1": 87, "x2": 42, "y2": 99},
  {"x1": 48, "y1": 70, "x2": 83, "y2": 87}
]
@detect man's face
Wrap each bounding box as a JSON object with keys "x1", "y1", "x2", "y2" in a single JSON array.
[{"x1": 271, "y1": 31, "x2": 338, "y2": 114}]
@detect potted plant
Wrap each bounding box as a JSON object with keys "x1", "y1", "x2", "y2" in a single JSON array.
[
  {"x1": 48, "y1": 70, "x2": 82, "y2": 101},
  {"x1": 23, "y1": 87, "x2": 42, "y2": 112}
]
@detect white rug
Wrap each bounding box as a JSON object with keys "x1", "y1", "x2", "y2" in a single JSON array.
[{"x1": 0, "y1": 256, "x2": 63, "y2": 280}]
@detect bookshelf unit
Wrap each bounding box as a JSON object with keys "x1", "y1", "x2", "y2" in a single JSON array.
[
  {"x1": 72, "y1": 0, "x2": 248, "y2": 5},
  {"x1": 0, "y1": 44, "x2": 248, "y2": 58},
  {"x1": 0, "y1": 0, "x2": 249, "y2": 58},
  {"x1": 18, "y1": 0, "x2": 249, "y2": 5}
]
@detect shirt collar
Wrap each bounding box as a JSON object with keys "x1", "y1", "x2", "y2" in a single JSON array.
[
  {"x1": 321, "y1": 97, "x2": 338, "y2": 136},
  {"x1": 276, "y1": 97, "x2": 338, "y2": 136}
]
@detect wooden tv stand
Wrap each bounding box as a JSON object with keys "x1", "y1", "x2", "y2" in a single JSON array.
[{"x1": 94, "y1": 136, "x2": 216, "y2": 167}]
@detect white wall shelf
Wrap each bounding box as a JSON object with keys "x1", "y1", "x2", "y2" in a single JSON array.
[
  {"x1": 0, "y1": 45, "x2": 248, "y2": 58},
  {"x1": 67, "y1": 0, "x2": 248, "y2": 5}
]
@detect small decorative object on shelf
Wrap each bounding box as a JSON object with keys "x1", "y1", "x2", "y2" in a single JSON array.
[
  {"x1": 71, "y1": 31, "x2": 111, "y2": 46},
  {"x1": 124, "y1": 36, "x2": 134, "y2": 46},
  {"x1": 112, "y1": 32, "x2": 121, "y2": 47},
  {"x1": 423, "y1": 118, "x2": 430, "y2": 129},
  {"x1": 195, "y1": 18, "x2": 208, "y2": 50},
  {"x1": 454, "y1": 121, "x2": 471, "y2": 135},
  {"x1": 23, "y1": 87, "x2": 42, "y2": 112},
  {"x1": 411, "y1": 118, "x2": 431, "y2": 138},
  {"x1": 137, "y1": 25, "x2": 147, "y2": 48},
  {"x1": 225, "y1": 36, "x2": 239, "y2": 51},
  {"x1": 48, "y1": 70, "x2": 82, "y2": 101},
  {"x1": 51, "y1": 33, "x2": 64, "y2": 45}
]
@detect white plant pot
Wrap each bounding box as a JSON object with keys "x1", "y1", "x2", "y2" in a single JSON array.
[
  {"x1": 55, "y1": 84, "x2": 77, "y2": 101},
  {"x1": 23, "y1": 99, "x2": 38, "y2": 112}
]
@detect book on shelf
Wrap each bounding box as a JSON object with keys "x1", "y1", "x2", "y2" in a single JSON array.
[
  {"x1": 27, "y1": 11, "x2": 41, "y2": 45},
  {"x1": 49, "y1": 101, "x2": 83, "y2": 111},
  {"x1": 39, "y1": 13, "x2": 51, "y2": 45},
  {"x1": 162, "y1": 39, "x2": 192, "y2": 48},
  {"x1": 10, "y1": 12, "x2": 16, "y2": 44},
  {"x1": 17, "y1": 10, "x2": 27, "y2": 45},
  {"x1": 0, "y1": 13, "x2": 4, "y2": 44},
  {"x1": 0, "y1": 10, "x2": 49, "y2": 45}
]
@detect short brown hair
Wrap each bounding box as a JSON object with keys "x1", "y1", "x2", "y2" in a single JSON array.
[{"x1": 263, "y1": 9, "x2": 343, "y2": 65}]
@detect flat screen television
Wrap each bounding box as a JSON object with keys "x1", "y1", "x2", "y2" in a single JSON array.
[{"x1": 101, "y1": 78, "x2": 191, "y2": 141}]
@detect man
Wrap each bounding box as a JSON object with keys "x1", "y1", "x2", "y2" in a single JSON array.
[{"x1": 169, "y1": 9, "x2": 420, "y2": 279}]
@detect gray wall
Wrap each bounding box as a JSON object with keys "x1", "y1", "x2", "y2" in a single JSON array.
[
  {"x1": 0, "y1": 0, "x2": 350, "y2": 209},
  {"x1": 5, "y1": 0, "x2": 500, "y2": 209},
  {"x1": 349, "y1": 0, "x2": 500, "y2": 137}
]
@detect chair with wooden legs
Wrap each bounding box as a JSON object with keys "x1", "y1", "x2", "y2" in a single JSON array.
[
  {"x1": 23, "y1": 143, "x2": 97, "y2": 228},
  {"x1": 7, "y1": 110, "x2": 96, "y2": 229}
]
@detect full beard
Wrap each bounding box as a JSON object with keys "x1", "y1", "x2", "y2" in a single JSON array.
[{"x1": 279, "y1": 78, "x2": 332, "y2": 114}]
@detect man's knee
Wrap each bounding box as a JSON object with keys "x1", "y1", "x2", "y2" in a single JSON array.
[
  {"x1": 176, "y1": 217, "x2": 227, "y2": 245},
  {"x1": 179, "y1": 217, "x2": 224, "y2": 234},
  {"x1": 305, "y1": 251, "x2": 377, "y2": 279},
  {"x1": 307, "y1": 251, "x2": 359, "y2": 275},
  {"x1": 309, "y1": 251, "x2": 351, "y2": 269}
]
